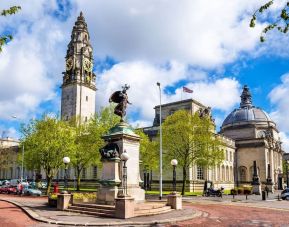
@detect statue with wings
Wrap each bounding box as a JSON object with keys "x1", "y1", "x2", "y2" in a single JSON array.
[{"x1": 109, "y1": 84, "x2": 132, "y2": 121}]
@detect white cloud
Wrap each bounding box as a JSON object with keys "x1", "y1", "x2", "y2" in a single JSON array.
[
  {"x1": 0, "y1": 0, "x2": 284, "y2": 129},
  {"x1": 268, "y1": 73, "x2": 289, "y2": 152},
  {"x1": 269, "y1": 74, "x2": 289, "y2": 131},
  {"x1": 96, "y1": 61, "x2": 240, "y2": 125},
  {"x1": 74, "y1": 0, "x2": 267, "y2": 68},
  {"x1": 0, "y1": 0, "x2": 72, "y2": 120},
  {"x1": 279, "y1": 132, "x2": 289, "y2": 153},
  {"x1": 176, "y1": 78, "x2": 241, "y2": 112}
]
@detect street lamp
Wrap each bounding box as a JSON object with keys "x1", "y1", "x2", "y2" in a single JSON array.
[
  {"x1": 157, "y1": 82, "x2": 163, "y2": 200},
  {"x1": 120, "y1": 151, "x2": 129, "y2": 196},
  {"x1": 11, "y1": 115, "x2": 24, "y2": 181},
  {"x1": 63, "y1": 157, "x2": 70, "y2": 192},
  {"x1": 286, "y1": 160, "x2": 289, "y2": 188},
  {"x1": 171, "y1": 159, "x2": 178, "y2": 193}
]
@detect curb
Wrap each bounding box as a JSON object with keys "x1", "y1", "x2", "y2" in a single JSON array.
[
  {"x1": 187, "y1": 200, "x2": 289, "y2": 212},
  {"x1": 0, "y1": 198, "x2": 202, "y2": 226}
]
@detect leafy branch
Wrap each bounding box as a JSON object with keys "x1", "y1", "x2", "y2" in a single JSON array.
[
  {"x1": 0, "y1": 6, "x2": 21, "y2": 52},
  {"x1": 250, "y1": 1, "x2": 289, "y2": 42}
]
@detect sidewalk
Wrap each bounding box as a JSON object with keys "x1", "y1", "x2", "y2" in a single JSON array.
[{"x1": 0, "y1": 196, "x2": 201, "y2": 226}]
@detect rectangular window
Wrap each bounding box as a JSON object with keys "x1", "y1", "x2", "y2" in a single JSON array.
[
  {"x1": 86, "y1": 96, "x2": 88, "y2": 101},
  {"x1": 93, "y1": 166, "x2": 98, "y2": 179},
  {"x1": 82, "y1": 168, "x2": 86, "y2": 179},
  {"x1": 197, "y1": 166, "x2": 204, "y2": 180}
]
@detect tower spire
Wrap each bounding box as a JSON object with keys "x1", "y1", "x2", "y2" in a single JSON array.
[{"x1": 240, "y1": 85, "x2": 252, "y2": 108}]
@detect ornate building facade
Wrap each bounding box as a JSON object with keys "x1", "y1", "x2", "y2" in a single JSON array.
[
  {"x1": 61, "y1": 12, "x2": 96, "y2": 122},
  {"x1": 143, "y1": 99, "x2": 235, "y2": 191},
  {"x1": 220, "y1": 85, "x2": 284, "y2": 190}
]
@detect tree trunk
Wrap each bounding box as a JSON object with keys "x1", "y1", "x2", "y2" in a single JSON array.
[
  {"x1": 46, "y1": 176, "x2": 52, "y2": 195},
  {"x1": 181, "y1": 166, "x2": 187, "y2": 196},
  {"x1": 76, "y1": 168, "x2": 81, "y2": 191}
]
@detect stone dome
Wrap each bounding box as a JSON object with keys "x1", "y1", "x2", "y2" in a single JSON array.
[{"x1": 222, "y1": 85, "x2": 273, "y2": 128}]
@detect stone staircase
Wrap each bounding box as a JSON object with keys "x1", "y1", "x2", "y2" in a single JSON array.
[
  {"x1": 68, "y1": 203, "x2": 115, "y2": 218},
  {"x1": 67, "y1": 202, "x2": 172, "y2": 218}
]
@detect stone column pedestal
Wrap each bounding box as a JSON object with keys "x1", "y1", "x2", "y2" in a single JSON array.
[
  {"x1": 115, "y1": 196, "x2": 135, "y2": 219},
  {"x1": 97, "y1": 158, "x2": 121, "y2": 205},
  {"x1": 167, "y1": 193, "x2": 182, "y2": 210},
  {"x1": 252, "y1": 184, "x2": 261, "y2": 195},
  {"x1": 57, "y1": 193, "x2": 72, "y2": 210}
]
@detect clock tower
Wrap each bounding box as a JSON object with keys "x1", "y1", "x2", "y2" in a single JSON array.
[{"x1": 61, "y1": 12, "x2": 96, "y2": 122}]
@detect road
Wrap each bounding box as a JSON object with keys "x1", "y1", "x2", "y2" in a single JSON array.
[
  {"x1": 0, "y1": 200, "x2": 37, "y2": 227},
  {"x1": 174, "y1": 203, "x2": 289, "y2": 226}
]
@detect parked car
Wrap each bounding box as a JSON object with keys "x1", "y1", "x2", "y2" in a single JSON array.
[
  {"x1": 0, "y1": 185, "x2": 8, "y2": 194},
  {"x1": 281, "y1": 188, "x2": 289, "y2": 200},
  {"x1": 23, "y1": 185, "x2": 42, "y2": 196},
  {"x1": 7, "y1": 186, "x2": 17, "y2": 194}
]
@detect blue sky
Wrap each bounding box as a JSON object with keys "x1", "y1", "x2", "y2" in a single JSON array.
[{"x1": 1, "y1": 0, "x2": 289, "y2": 150}]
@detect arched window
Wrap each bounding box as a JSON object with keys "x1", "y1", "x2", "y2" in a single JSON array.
[
  {"x1": 239, "y1": 166, "x2": 247, "y2": 182},
  {"x1": 197, "y1": 166, "x2": 204, "y2": 180},
  {"x1": 221, "y1": 165, "x2": 225, "y2": 181},
  {"x1": 93, "y1": 166, "x2": 98, "y2": 179}
]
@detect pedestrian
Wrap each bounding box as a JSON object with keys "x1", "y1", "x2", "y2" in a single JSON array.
[
  {"x1": 18, "y1": 183, "x2": 23, "y2": 196},
  {"x1": 265, "y1": 185, "x2": 269, "y2": 197},
  {"x1": 53, "y1": 181, "x2": 59, "y2": 193}
]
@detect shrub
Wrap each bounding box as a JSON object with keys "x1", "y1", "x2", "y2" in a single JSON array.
[
  {"x1": 231, "y1": 189, "x2": 237, "y2": 195},
  {"x1": 72, "y1": 192, "x2": 96, "y2": 200}
]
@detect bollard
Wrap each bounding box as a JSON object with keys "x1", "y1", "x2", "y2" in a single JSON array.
[
  {"x1": 262, "y1": 191, "x2": 266, "y2": 200},
  {"x1": 278, "y1": 194, "x2": 281, "y2": 201},
  {"x1": 246, "y1": 194, "x2": 248, "y2": 200},
  {"x1": 233, "y1": 194, "x2": 235, "y2": 199}
]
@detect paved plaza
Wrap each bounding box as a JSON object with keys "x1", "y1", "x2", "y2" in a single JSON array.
[{"x1": 1, "y1": 192, "x2": 289, "y2": 226}]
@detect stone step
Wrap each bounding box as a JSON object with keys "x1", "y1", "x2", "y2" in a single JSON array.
[
  {"x1": 72, "y1": 202, "x2": 115, "y2": 210},
  {"x1": 69, "y1": 205, "x2": 115, "y2": 214},
  {"x1": 135, "y1": 202, "x2": 166, "y2": 211},
  {"x1": 67, "y1": 208, "x2": 115, "y2": 218},
  {"x1": 134, "y1": 205, "x2": 172, "y2": 217}
]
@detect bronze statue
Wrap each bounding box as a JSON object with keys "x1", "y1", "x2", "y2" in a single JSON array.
[{"x1": 109, "y1": 84, "x2": 131, "y2": 121}]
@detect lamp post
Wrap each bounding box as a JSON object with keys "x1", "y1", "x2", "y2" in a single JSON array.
[
  {"x1": 63, "y1": 157, "x2": 70, "y2": 192},
  {"x1": 157, "y1": 82, "x2": 163, "y2": 200},
  {"x1": 286, "y1": 160, "x2": 289, "y2": 188},
  {"x1": 171, "y1": 159, "x2": 178, "y2": 193},
  {"x1": 120, "y1": 151, "x2": 129, "y2": 196},
  {"x1": 11, "y1": 116, "x2": 24, "y2": 181}
]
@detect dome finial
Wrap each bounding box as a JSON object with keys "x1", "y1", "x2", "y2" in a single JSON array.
[
  {"x1": 240, "y1": 85, "x2": 252, "y2": 108},
  {"x1": 77, "y1": 11, "x2": 85, "y2": 21}
]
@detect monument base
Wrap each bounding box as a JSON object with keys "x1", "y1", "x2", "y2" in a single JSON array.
[
  {"x1": 57, "y1": 193, "x2": 72, "y2": 210},
  {"x1": 167, "y1": 193, "x2": 182, "y2": 210},
  {"x1": 97, "y1": 186, "x2": 120, "y2": 205},
  {"x1": 126, "y1": 186, "x2": 145, "y2": 203},
  {"x1": 252, "y1": 184, "x2": 261, "y2": 195},
  {"x1": 115, "y1": 196, "x2": 135, "y2": 219}
]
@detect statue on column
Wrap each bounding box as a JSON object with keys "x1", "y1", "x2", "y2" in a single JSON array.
[{"x1": 109, "y1": 84, "x2": 132, "y2": 122}]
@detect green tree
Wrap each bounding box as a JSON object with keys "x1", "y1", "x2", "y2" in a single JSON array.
[
  {"x1": 0, "y1": 6, "x2": 21, "y2": 52},
  {"x1": 162, "y1": 110, "x2": 224, "y2": 195},
  {"x1": 21, "y1": 116, "x2": 75, "y2": 194},
  {"x1": 136, "y1": 129, "x2": 158, "y2": 171},
  {"x1": 70, "y1": 105, "x2": 120, "y2": 190},
  {"x1": 250, "y1": 1, "x2": 289, "y2": 42}
]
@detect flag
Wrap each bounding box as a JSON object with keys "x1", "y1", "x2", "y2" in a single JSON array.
[{"x1": 183, "y1": 86, "x2": 193, "y2": 93}]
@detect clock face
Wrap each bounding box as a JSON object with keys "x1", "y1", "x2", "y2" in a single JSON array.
[
  {"x1": 84, "y1": 59, "x2": 93, "y2": 71},
  {"x1": 66, "y1": 58, "x2": 73, "y2": 71}
]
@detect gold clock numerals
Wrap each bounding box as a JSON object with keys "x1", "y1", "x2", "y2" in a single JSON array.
[
  {"x1": 66, "y1": 58, "x2": 73, "y2": 71},
  {"x1": 84, "y1": 59, "x2": 93, "y2": 71}
]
